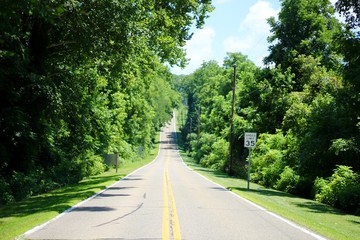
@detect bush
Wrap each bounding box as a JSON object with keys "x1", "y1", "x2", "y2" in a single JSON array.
[
  {"x1": 1, "y1": 151, "x2": 106, "y2": 205},
  {"x1": 80, "y1": 151, "x2": 105, "y2": 176},
  {"x1": 261, "y1": 156, "x2": 285, "y2": 188},
  {"x1": 251, "y1": 132, "x2": 289, "y2": 188},
  {"x1": 9, "y1": 170, "x2": 61, "y2": 202},
  {"x1": 314, "y1": 165, "x2": 360, "y2": 213},
  {"x1": 340, "y1": 184, "x2": 360, "y2": 214},
  {"x1": 314, "y1": 177, "x2": 333, "y2": 204},
  {"x1": 190, "y1": 133, "x2": 217, "y2": 163},
  {"x1": 10, "y1": 171, "x2": 36, "y2": 201},
  {"x1": 50, "y1": 158, "x2": 83, "y2": 185},
  {"x1": 200, "y1": 138, "x2": 229, "y2": 170},
  {"x1": 252, "y1": 149, "x2": 284, "y2": 187},
  {"x1": 0, "y1": 178, "x2": 14, "y2": 205},
  {"x1": 274, "y1": 166, "x2": 300, "y2": 194}
]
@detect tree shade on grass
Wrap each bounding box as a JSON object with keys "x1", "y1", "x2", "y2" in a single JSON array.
[{"x1": 0, "y1": 0, "x2": 213, "y2": 204}]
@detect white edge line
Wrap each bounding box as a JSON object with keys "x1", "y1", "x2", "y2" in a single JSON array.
[
  {"x1": 181, "y1": 161, "x2": 327, "y2": 240},
  {"x1": 22, "y1": 130, "x2": 163, "y2": 238},
  {"x1": 172, "y1": 120, "x2": 327, "y2": 240}
]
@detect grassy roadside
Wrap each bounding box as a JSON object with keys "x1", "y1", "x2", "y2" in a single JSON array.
[
  {"x1": 0, "y1": 133, "x2": 160, "y2": 240},
  {"x1": 180, "y1": 153, "x2": 360, "y2": 240}
]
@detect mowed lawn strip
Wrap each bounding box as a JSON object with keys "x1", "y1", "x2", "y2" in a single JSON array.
[
  {"x1": 0, "y1": 132, "x2": 160, "y2": 240},
  {"x1": 181, "y1": 153, "x2": 360, "y2": 240}
]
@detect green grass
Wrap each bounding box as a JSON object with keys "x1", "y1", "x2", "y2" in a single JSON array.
[
  {"x1": 181, "y1": 153, "x2": 360, "y2": 240},
  {"x1": 3, "y1": 123, "x2": 360, "y2": 240},
  {"x1": 0, "y1": 133, "x2": 160, "y2": 240}
]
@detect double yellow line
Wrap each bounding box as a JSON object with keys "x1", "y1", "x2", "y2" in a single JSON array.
[{"x1": 162, "y1": 156, "x2": 181, "y2": 240}]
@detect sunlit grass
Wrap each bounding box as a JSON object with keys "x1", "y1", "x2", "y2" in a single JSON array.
[
  {"x1": 1, "y1": 169, "x2": 123, "y2": 240},
  {"x1": 181, "y1": 153, "x2": 360, "y2": 240},
  {"x1": 0, "y1": 132, "x2": 160, "y2": 240}
]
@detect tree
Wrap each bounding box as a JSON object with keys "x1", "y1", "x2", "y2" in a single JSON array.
[
  {"x1": 265, "y1": 0, "x2": 343, "y2": 79},
  {"x1": 178, "y1": 53, "x2": 261, "y2": 175},
  {"x1": 335, "y1": 0, "x2": 360, "y2": 31},
  {"x1": 175, "y1": 1, "x2": 360, "y2": 213},
  {"x1": 0, "y1": 0, "x2": 213, "y2": 204},
  {"x1": 332, "y1": 0, "x2": 360, "y2": 175}
]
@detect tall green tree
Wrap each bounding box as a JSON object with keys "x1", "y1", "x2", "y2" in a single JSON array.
[
  {"x1": 265, "y1": 0, "x2": 343, "y2": 83},
  {"x1": 0, "y1": 0, "x2": 213, "y2": 204},
  {"x1": 332, "y1": 0, "x2": 360, "y2": 173},
  {"x1": 335, "y1": 0, "x2": 360, "y2": 30},
  {"x1": 176, "y1": 0, "x2": 360, "y2": 213}
]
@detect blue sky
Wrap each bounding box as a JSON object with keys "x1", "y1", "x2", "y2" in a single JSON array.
[{"x1": 171, "y1": 0, "x2": 338, "y2": 75}]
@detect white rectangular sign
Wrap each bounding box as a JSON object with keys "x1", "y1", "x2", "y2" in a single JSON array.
[{"x1": 244, "y1": 132, "x2": 257, "y2": 148}]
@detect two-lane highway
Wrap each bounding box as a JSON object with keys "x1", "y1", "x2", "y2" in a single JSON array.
[{"x1": 25, "y1": 117, "x2": 325, "y2": 240}]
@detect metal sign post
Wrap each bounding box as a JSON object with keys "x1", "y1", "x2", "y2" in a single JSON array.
[
  {"x1": 247, "y1": 148, "x2": 251, "y2": 191},
  {"x1": 244, "y1": 132, "x2": 257, "y2": 191}
]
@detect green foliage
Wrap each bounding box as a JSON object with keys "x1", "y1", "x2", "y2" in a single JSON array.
[
  {"x1": 335, "y1": 0, "x2": 360, "y2": 30},
  {"x1": 257, "y1": 153, "x2": 285, "y2": 188},
  {"x1": 253, "y1": 66, "x2": 295, "y2": 132},
  {"x1": 201, "y1": 138, "x2": 229, "y2": 170},
  {"x1": 175, "y1": 0, "x2": 360, "y2": 214},
  {"x1": 330, "y1": 138, "x2": 359, "y2": 155},
  {"x1": 251, "y1": 132, "x2": 288, "y2": 188},
  {"x1": 0, "y1": 178, "x2": 14, "y2": 205},
  {"x1": 190, "y1": 133, "x2": 217, "y2": 164},
  {"x1": 314, "y1": 165, "x2": 360, "y2": 213},
  {"x1": 265, "y1": 0, "x2": 343, "y2": 72},
  {"x1": 0, "y1": 0, "x2": 212, "y2": 204},
  {"x1": 78, "y1": 151, "x2": 106, "y2": 177},
  {"x1": 178, "y1": 50, "x2": 359, "y2": 212},
  {"x1": 9, "y1": 170, "x2": 60, "y2": 202},
  {"x1": 274, "y1": 166, "x2": 300, "y2": 194}
]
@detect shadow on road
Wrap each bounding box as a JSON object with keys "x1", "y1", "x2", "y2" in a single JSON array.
[{"x1": 72, "y1": 206, "x2": 116, "y2": 212}]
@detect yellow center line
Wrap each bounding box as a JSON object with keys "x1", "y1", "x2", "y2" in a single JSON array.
[
  {"x1": 162, "y1": 165, "x2": 170, "y2": 239},
  {"x1": 162, "y1": 144, "x2": 182, "y2": 240},
  {"x1": 167, "y1": 171, "x2": 181, "y2": 240}
]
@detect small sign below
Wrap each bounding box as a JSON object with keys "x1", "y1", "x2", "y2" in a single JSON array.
[{"x1": 244, "y1": 132, "x2": 257, "y2": 148}]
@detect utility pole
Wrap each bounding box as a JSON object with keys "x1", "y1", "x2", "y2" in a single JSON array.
[
  {"x1": 189, "y1": 117, "x2": 192, "y2": 151},
  {"x1": 197, "y1": 106, "x2": 201, "y2": 144},
  {"x1": 229, "y1": 64, "x2": 236, "y2": 175}
]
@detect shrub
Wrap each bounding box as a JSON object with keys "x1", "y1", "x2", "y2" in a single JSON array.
[
  {"x1": 50, "y1": 158, "x2": 83, "y2": 185},
  {"x1": 314, "y1": 165, "x2": 360, "y2": 213},
  {"x1": 260, "y1": 156, "x2": 285, "y2": 188},
  {"x1": 274, "y1": 166, "x2": 300, "y2": 194},
  {"x1": 251, "y1": 131, "x2": 289, "y2": 188},
  {"x1": 0, "y1": 178, "x2": 14, "y2": 205},
  {"x1": 201, "y1": 138, "x2": 229, "y2": 170},
  {"x1": 9, "y1": 169, "x2": 62, "y2": 202},
  {"x1": 252, "y1": 149, "x2": 284, "y2": 187},
  {"x1": 10, "y1": 171, "x2": 35, "y2": 201},
  {"x1": 339, "y1": 184, "x2": 360, "y2": 214},
  {"x1": 190, "y1": 133, "x2": 217, "y2": 163},
  {"x1": 314, "y1": 177, "x2": 334, "y2": 204},
  {"x1": 80, "y1": 152, "x2": 105, "y2": 176}
]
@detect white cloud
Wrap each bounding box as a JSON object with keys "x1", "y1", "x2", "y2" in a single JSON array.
[
  {"x1": 223, "y1": 36, "x2": 252, "y2": 53},
  {"x1": 187, "y1": 27, "x2": 216, "y2": 62},
  {"x1": 172, "y1": 27, "x2": 216, "y2": 74},
  {"x1": 223, "y1": 0, "x2": 278, "y2": 65},
  {"x1": 241, "y1": 0, "x2": 276, "y2": 31}
]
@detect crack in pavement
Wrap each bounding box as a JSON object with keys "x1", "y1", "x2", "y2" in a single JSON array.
[{"x1": 95, "y1": 202, "x2": 144, "y2": 227}]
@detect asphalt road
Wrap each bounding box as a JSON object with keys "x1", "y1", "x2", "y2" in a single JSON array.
[{"x1": 24, "y1": 117, "x2": 326, "y2": 240}]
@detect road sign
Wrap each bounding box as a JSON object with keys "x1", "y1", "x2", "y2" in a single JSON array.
[
  {"x1": 244, "y1": 132, "x2": 257, "y2": 190},
  {"x1": 244, "y1": 132, "x2": 257, "y2": 148}
]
